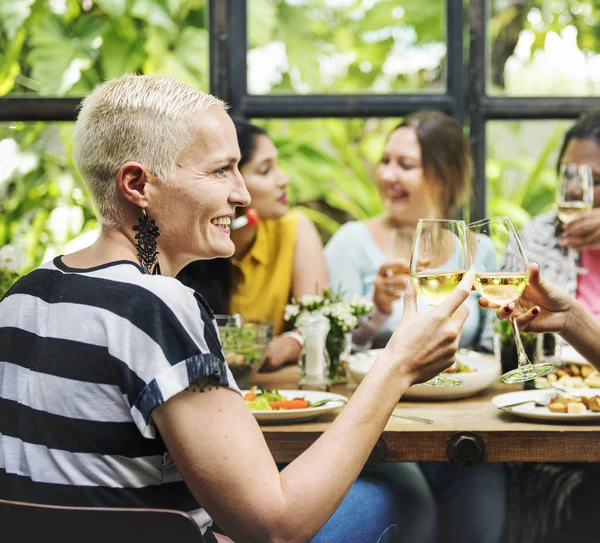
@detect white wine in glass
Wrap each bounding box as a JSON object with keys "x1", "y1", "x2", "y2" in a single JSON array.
[
  {"x1": 385, "y1": 227, "x2": 414, "y2": 295},
  {"x1": 557, "y1": 163, "x2": 594, "y2": 275},
  {"x1": 468, "y1": 216, "x2": 553, "y2": 384},
  {"x1": 556, "y1": 201, "x2": 593, "y2": 224},
  {"x1": 409, "y1": 219, "x2": 470, "y2": 387}
]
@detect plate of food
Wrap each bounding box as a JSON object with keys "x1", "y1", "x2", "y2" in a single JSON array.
[
  {"x1": 347, "y1": 349, "x2": 500, "y2": 400},
  {"x1": 243, "y1": 388, "x2": 347, "y2": 423},
  {"x1": 492, "y1": 388, "x2": 600, "y2": 422},
  {"x1": 533, "y1": 361, "x2": 600, "y2": 390}
]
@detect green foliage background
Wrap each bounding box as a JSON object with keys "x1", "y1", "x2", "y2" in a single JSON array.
[{"x1": 1, "y1": 0, "x2": 599, "y2": 271}]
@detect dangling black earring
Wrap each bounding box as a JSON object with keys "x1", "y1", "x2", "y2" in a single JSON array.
[{"x1": 133, "y1": 209, "x2": 161, "y2": 275}]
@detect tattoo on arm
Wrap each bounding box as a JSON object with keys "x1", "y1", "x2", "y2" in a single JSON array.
[{"x1": 184, "y1": 376, "x2": 221, "y2": 393}]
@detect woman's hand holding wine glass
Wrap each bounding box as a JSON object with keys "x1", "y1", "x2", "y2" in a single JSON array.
[
  {"x1": 408, "y1": 219, "x2": 470, "y2": 387},
  {"x1": 468, "y1": 216, "x2": 554, "y2": 384},
  {"x1": 373, "y1": 227, "x2": 414, "y2": 314},
  {"x1": 478, "y1": 262, "x2": 572, "y2": 334},
  {"x1": 556, "y1": 163, "x2": 594, "y2": 274}
]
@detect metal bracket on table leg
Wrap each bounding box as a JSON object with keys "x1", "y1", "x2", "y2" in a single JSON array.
[{"x1": 446, "y1": 431, "x2": 485, "y2": 466}]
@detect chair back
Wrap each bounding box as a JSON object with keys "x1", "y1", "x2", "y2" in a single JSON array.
[{"x1": 0, "y1": 499, "x2": 206, "y2": 543}]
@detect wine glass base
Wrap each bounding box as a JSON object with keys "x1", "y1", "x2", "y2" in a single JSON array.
[
  {"x1": 499, "y1": 363, "x2": 554, "y2": 384},
  {"x1": 424, "y1": 373, "x2": 462, "y2": 387}
]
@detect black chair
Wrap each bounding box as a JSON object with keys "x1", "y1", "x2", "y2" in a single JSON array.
[{"x1": 0, "y1": 499, "x2": 206, "y2": 542}]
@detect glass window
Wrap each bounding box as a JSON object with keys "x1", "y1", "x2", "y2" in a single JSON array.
[
  {"x1": 0, "y1": 122, "x2": 96, "y2": 268},
  {"x1": 247, "y1": 0, "x2": 446, "y2": 95},
  {"x1": 0, "y1": 0, "x2": 209, "y2": 97},
  {"x1": 486, "y1": 119, "x2": 573, "y2": 231},
  {"x1": 488, "y1": 0, "x2": 600, "y2": 96}
]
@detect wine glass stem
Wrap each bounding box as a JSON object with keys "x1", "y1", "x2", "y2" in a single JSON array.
[{"x1": 510, "y1": 315, "x2": 532, "y2": 368}]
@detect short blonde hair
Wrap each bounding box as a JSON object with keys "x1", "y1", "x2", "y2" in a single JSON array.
[{"x1": 73, "y1": 74, "x2": 226, "y2": 227}]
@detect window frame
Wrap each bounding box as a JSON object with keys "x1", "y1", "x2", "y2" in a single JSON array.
[{"x1": 0, "y1": 0, "x2": 598, "y2": 222}]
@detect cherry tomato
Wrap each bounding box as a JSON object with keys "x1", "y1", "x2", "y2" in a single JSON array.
[{"x1": 245, "y1": 208, "x2": 260, "y2": 227}]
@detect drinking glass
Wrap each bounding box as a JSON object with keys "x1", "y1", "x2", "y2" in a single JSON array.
[
  {"x1": 557, "y1": 163, "x2": 594, "y2": 275},
  {"x1": 468, "y1": 216, "x2": 554, "y2": 384},
  {"x1": 386, "y1": 227, "x2": 414, "y2": 296},
  {"x1": 409, "y1": 219, "x2": 469, "y2": 387}
]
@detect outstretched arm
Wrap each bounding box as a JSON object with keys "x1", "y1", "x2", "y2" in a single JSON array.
[
  {"x1": 479, "y1": 263, "x2": 600, "y2": 368},
  {"x1": 153, "y1": 273, "x2": 474, "y2": 543}
]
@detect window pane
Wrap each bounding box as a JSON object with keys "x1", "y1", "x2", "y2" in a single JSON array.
[
  {"x1": 0, "y1": 0, "x2": 209, "y2": 97},
  {"x1": 247, "y1": 0, "x2": 446, "y2": 95},
  {"x1": 486, "y1": 120, "x2": 573, "y2": 231},
  {"x1": 488, "y1": 0, "x2": 600, "y2": 96},
  {"x1": 0, "y1": 122, "x2": 96, "y2": 269}
]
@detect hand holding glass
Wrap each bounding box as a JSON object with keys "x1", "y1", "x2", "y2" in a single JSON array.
[
  {"x1": 409, "y1": 219, "x2": 469, "y2": 387},
  {"x1": 468, "y1": 216, "x2": 553, "y2": 384},
  {"x1": 556, "y1": 163, "x2": 594, "y2": 275},
  {"x1": 385, "y1": 227, "x2": 414, "y2": 296}
]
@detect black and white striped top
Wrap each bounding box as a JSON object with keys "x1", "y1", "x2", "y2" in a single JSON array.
[{"x1": 0, "y1": 256, "x2": 241, "y2": 535}]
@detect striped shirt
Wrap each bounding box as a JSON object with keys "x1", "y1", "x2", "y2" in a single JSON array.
[{"x1": 0, "y1": 256, "x2": 241, "y2": 535}]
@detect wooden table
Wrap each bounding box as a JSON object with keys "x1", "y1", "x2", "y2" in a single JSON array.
[{"x1": 254, "y1": 369, "x2": 600, "y2": 465}]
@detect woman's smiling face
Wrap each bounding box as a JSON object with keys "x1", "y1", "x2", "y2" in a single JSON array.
[
  {"x1": 376, "y1": 127, "x2": 440, "y2": 225},
  {"x1": 148, "y1": 107, "x2": 251, "y2": 264},
  {"x1": 239, "y1": 135, "x2": 290, "y2": 220}
]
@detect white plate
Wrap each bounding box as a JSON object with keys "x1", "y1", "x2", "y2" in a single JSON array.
[
  {"x1": 243, "y1": 390, "x2": 347, "y2": 424},
  {"x1": 492, "y1": 388, "x2": 600, "y2": 423},
  {"x1": 348, "y1": 349, "x2": 501, "y2": 400},
  {"x1": 560, "y1": 344, "x2": 590, "y2": 366}
]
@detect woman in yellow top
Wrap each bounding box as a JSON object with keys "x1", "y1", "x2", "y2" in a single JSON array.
[{"x1": 177, "y1": 120, "x2": 328, "y2": 370}]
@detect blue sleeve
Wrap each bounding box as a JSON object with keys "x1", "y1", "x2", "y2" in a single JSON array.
[{"x1": 325, "y1": 222, "x2": 369, "y2": 299}]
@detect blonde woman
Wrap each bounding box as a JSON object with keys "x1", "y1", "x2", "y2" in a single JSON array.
[{"x1": 0, "y1": 75, "x2": 474, "y2": 543}]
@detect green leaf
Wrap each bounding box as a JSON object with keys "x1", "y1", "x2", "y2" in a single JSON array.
[
  {"x1": 131, "y1": 0, "x2": 175, "y2": 31},
  {"x1": 94, "y1": 0, "x2": 126, "y2": 18},
  {"x1": 99, "y1": 28, "x2": 146, "y2": 79},
  {"x1": 26, "y1": 15, "x2": 75, "y2": 95},
  {"x1": 247, "y1": 0, "x2": 277, "y2": 48},
  {"x1": 174, "y1": 27, "x2": 209, "y2": 75},
  {"x1": 0, "y1": 0, "x2": 35, "y2": 41},
  {"x1": 360, "y1": 0, "x2": 395, "y2": 33}
]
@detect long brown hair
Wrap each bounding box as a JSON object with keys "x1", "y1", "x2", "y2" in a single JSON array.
[{"x1": 391, "y1": 110, "x2": 472, "y2": 217}]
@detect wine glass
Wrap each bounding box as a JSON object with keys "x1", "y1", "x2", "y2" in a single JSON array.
[
  {"x1": 409, "y1": 219, "x2": 470, "y2": 387},
  {"x1": 556, "y1": 163, "x2": 594, "y2": 275},
  {"x1": 468, "y1": 216, "x2": 554, "y2": 384},
  {"x1": 386, "y1": 227, "x2": 414, "y2": 296}
]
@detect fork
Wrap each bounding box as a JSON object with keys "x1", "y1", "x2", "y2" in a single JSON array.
[
  {"x1": 310, "y1": 398, "x2": 348, "y2": 408},
  {"x1": 498, "y1": 391, "x2": 556, "y2": 411}
]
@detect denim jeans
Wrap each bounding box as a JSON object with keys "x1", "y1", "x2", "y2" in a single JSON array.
[
  {"x1": 310, "y1": 462, "x2": 506, "y2": 543},
  {"x1": 311, "y1": 463, "x2": 435, "y2": 543}
]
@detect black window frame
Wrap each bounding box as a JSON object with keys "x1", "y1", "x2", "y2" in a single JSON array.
[{"x1": 1, "y1": 0, "x2": 599, "y2": 222}]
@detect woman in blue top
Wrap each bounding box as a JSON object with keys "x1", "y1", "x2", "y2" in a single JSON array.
[
  {"x1": 326, "y1": 110, "x2": 495, "y2": 349},
  {"x1": 326, "y1": 111, "x2": 505, "y2": 543}
]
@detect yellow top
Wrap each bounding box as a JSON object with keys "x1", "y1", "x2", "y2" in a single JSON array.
[{"x1": 229, "y1": 212, "x2": 300, "y2": 336}]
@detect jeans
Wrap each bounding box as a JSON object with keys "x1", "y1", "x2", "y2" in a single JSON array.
[
  {"x1": 312, "y1": 464, "x2": 434, "y2": 543},
  {"x1": 311, "y1": 462, "x2": 506, "y2": 543}
]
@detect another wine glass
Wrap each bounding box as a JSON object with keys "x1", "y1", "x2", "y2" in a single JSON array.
[
  {"x1": 556, "y1": 163, "x2": 594, "y2": 275},
  {"x1": 385, "y1": 227, "x2": 415, "y2": 296},
  {"x1": 468, "y1": 216, "x2": 554, "y2": 384},
  {"x1": 409, "y1": 219, "x2": 469, "y2": 387}
]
